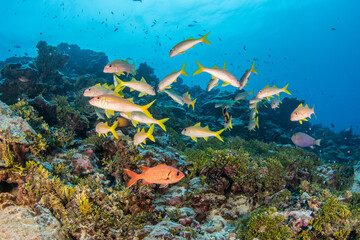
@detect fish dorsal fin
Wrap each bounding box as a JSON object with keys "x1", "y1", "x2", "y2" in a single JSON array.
[
  {"x1": 222, "y1": 62, "x2": 227, "y2": 70},
  {"x1": 298, "y1": 103, "x2": 303, "y2": 107},
  {"x1": 213, "y1": 64, "x2": 219, "y2": 69},
  {"x1": 305, "y1": 104, "x2": 309, "y2": 108},
  {"x1": 95, "y1": 83, "x2": 101, "y2": 86},
  {"x1": 273, "y1": 85, "x2": 278, "y2": 88},
  {"x1": 204, "y1": 125, "x2": 210, "y2": 130},
  {"x1": 105, "y1": 122, "x2": 109, "y2": 126},
  {"x1": 172, "y1": 70, "x2": 176, "y2": 74},
  {"x1": 137, "y1": 128, "x2": 141, "y2": 133},
  {"x1": 264, "y1": 85, "x2": 270, "y2": 88},
  {"x1": 156, "y1": 164, "x2": 167, "y2": 167},
  {"x1": 140, "y1": 77, "x2": 147, "y2": 83},
  {"x1": 141, "y1": 166, "x2": 150, "y2": 172},
  {"x1": 141, "y1": 128, "x2": 145, "y2": 133},
  {"x1": 125, "y1": 59, "x2": 129, "y2": 63},
  {"x1": 127, "y1": 98, "x2": 134, "y2": 103},
  {"x1": 189, "y1": 36, "x2": 194, "y2": 40},
  {"x1": 194, "y1": 122, "x2": 201, "y2": 127}
]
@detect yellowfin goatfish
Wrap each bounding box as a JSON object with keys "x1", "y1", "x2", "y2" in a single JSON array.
[
  {"x1": 182, "y1": 92, "x2": 197, "y2": 111},
  {"x1": 248, "y1": 116, "x2": 259, "y2": 131},
  {"x1": 103, "y1": 59, "x2": 136, "y2": 75},
  {"x1": 120, "y1": 112, "x2": 169, "y2": 131},
  {"x1": 84, "y1": 83, "x2": 123, "y2": 97},
  {"x1": 134, "y1": 124, "x2": 155, "y2": 148},
  {"x1": 169, "y1": 32, "x2": 211, "y2": 57},
  {"x1": 249, "y1": 97, "x2": 263, "y2": 105},
  {"x1": 158, "y1": 63, "x2": 188, "y2": 92},
  {"x1": 182, "y1": 122, "x2": 225, "y2": 142},
  {"x1": 89, "y1": 95, "x2": 155, "y2": 119},
  {"x1": 95, "y1": 121, "x2": 119, "y2": 139},
  {"x1": 235, "y1": 90, "x2": 254, "y2": 101},
  {"x1": 256, "y1": 83, "x2": 291, "y2": 99},
  {"x1": 206, "y1": 63, "x2": 227, "y2": 92},
  {"x1": 207, "y1": 77, "x2": 219, "y2": 92},
  {"x1": 164, "y1": 90, "x2": 184, "y2": 106},
  {"x1": 114, "y1": 76, "x2": 156, "y2": 97},
  {"x1": 215, "y1": 99, "x2": 237, "y2": 109},
  {"x1": 271, "y1": 98, "x2": 281, "y2": 109},
  {"x1": 239, "y1": 62, "x2": 258, "y2": 90},
  {"x1": 290, "y1": 103, "x2": 316, "y2": 124},
  {"x1": 193, "y1": 60, "x2": 240, "y2": 88},
  {"x1": 250, "y1": 108, "x2": 257, "y2": 120}
]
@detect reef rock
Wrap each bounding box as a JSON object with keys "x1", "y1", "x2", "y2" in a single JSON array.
[
  {"x1": 351, "y1": 161, "x2": 360, "y2": 193},
  {"x1": 0, "y1": 62, "x2": 38, "y2": 82},
  {"x1": 0, "y1": 203, "x2": 64, "y2": 240}
]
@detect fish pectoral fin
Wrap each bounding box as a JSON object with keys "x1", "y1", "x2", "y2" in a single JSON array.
[
  {"x1": 302, "y1": 118, "x2": 308, "y2": 121},
  {"x1": 138, "y1": 92, "x2": 146, "y2": 97},
  {"x1": 299, "y1": 120, "x2": 303, "y2": 124},
  {"x1": 159, "y1": 184, "x2": 168, "y2": 188},
  {"x1": 191, "y1": 136, "x2": 197, "y2": 142},
  {"x1": 221, "y1": 82, "x2": 230, "y2": 87},
  {"x1": 132, "y1": 120, "x2": 138, "y2": 127},
  {"x1": 204, "y1": 137, "x2": 208, "y2": 141},
  {"x1": 141, "y1": 181, "x2": 151, "y2": 186}
]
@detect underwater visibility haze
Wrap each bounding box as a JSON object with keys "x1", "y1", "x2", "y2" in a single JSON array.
[{"x1": 0, "y1": 0, "x2": 360, "y2": 239}]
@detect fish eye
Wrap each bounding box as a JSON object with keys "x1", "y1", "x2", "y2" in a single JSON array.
[
  {"x1": 96, "y1": 97, "x2": 100, "y2": 99},
  {"x1": 295, "y1": 112, "x2": 298, "y2": 115},
  {"x1": 176, "y1": 171, "x2": 180, "y2": 176},
  {"x1": 109, "y1": 64, "x2": 112, "y2": 67}
]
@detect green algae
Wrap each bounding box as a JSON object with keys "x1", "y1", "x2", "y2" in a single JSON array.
[{"x1": 237, "y1": 207, "x2": 293, "y2": 240}]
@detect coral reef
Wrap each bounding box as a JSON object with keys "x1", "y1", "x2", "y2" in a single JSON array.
[{"x1": 0, "y1": 41, "x2": 359, "y2": 239}]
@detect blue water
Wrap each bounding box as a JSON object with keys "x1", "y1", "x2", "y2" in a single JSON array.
[{"x1": 1, "y1": 0, "x2": 359, "y2": 133}]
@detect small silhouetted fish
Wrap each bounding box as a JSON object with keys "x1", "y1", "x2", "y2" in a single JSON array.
[
  {"x1": 331, "y1": 123, "x2": 335, "y2": 128},
  {"x1": 188, "y1": 24, "x2": 195, "y2": 27},
  {"x1": 331, "y1": 27, "x2": 336, "y2": 30},
  {"x1": 111, "y1": 11, "x2": 114, "y2": 15},
  {"x1": 8, "y1": 49, "x2": 10, "y2": 52},
  {"x1": 219, "y1": 37, "x2": 221, "y2": 41},
  {"x1": 114, "y1": 28, "x2": 118, "y2": 32},
  {"x1": 24, "y1": 52, "x2": 28, "y2": 56},
  {"x1": 40, "y1": 32, "x2": 42, "y2": 35},
  {"x1": 244, "y1": 45, "x2": 246, "y2": 51},
  {"x1": 268, "y1": 54, "x2": 271, "y2": 57},
  {"x1": 133, "y1": 0, "x2": 142, "y2": 2},
  {"x1": 193, "y1": 20, "x2": 197, "y2": 23}
]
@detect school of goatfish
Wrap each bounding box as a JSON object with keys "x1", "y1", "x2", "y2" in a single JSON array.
[{"x1": 83, "y1": 32, "x2": 320, "y2": 188}]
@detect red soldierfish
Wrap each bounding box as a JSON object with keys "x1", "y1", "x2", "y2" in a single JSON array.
[{"x1": 123, "y1": 164, "x2": 185, "y2": 188}]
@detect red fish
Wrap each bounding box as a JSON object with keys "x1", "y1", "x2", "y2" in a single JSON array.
[{"x1": 123, "y1": 164, "x2": 185, "y2": 188}]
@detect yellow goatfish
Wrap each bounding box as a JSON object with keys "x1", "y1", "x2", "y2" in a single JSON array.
[
  {"x1": 239, "y1": 62, "x2": 258, "y2": 90},
  {"x1": 256, "y1": 83, "x2": 291, "y2": 99},
  {"x1": 248, "y1": 116, "x2": 259, "y2": 131},
  {"x1": 169, "y1": 32, "x2": 211, "y2": 57},
  {"x1": 182, "y1": 122, "x2": 225, "y2": 142},
  {"x1": 114, "y1": 76, "x2": 156, "y2": 97},
  {"x1": 182, "y1": 92, "x2": 197, "y2": 111},
  {"x1": 158, "y1": 63, "x2": 188, "y2": 92},
  {"x1": 84, "y1": 83, "x2": 123, "y2": 97},
  {"x1": 290, "y1": 103, "x2": 316, "y2": 124},
  {"x1": 120, "y1": 112, "x2": 169, "y2": 132},
  {"x1": 134, "y1": 125, "x2": 155, "y2": 148},
  {"x1": 103, "y1": 59, "x2": 136, "y2": 76},
  {"x1": 164, "y1": 90, "x2": 184, "y2": 106},
  {"x1": 95, "y1": 121, "x2": 119, "y2": 139},
  {"x1": 89, "y1": 95, "x2": 155, "y2": 119},
  {"x1": 193, "y1": 60, "x2": 240, "y2": 88}
]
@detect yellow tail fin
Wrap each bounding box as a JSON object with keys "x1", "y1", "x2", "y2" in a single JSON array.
[
  {"x1": 109, "y1": 121, "x2": 119, "y2": 139},
  {"x1": 201, "y1": 32, "x2": 211, "y2": 44},
  {"x1": 283, "y1": 83, "x2": 291, "y2": 95},
  {"x1": 157, "y1": 118, "x2": 169, "y2": 132},
  {"x1": 140, "y1": 100, "x2": 156, "y2": 119},
  {"x1": 114, "y1": 76, "x2": 125, "y2": 92},
  {"x1": 191, "y1": 98, "x2": 197, "y2": 112},
  {"x1": 193, "y1": 60, "x2": 205, "y2": 75},
  {"x1": 146, "y1": 125, "x2": 155, "y2": 142},
  {"x1": 180, "y1": 62, "x2": 188, "y2": 76},
  {"x1": 215, "y1": 129, "x2": 225, "y2": 142},
  {"x1": 251, "y1": 61, "x2": 258, "y2": 74}
]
